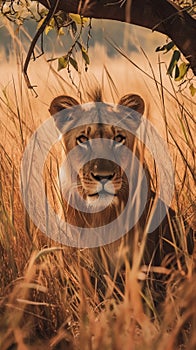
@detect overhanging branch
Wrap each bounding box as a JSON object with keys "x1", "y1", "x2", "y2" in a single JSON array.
[{"x1": 37, "y1": 0, "x2": 196, "y2": 76}]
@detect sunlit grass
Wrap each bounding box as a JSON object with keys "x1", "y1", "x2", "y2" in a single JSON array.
[{"x1": 0, "y1": 41, "x2": 195, "y2": 350}]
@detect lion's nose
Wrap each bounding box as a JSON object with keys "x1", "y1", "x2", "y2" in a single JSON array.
[{"x1": 91, "y1": 172, "x2": 115, "y2": 183}]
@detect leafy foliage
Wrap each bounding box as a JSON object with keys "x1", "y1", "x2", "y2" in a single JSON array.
[
  {"x1": 1, "y1": 1, "x2": 91, "y2": 89},
  {"x1": 156, "y1": 41, "x2": 175, "y2": 53},
  {"x1": 156, "y1": 40, "x2": 196, "y2": 96},
  {"x1": 38, "y1": 11, "x2": 91, "y2": 74},
  {"x1": 0, "y1": 1, "x2": 195, "y2": 95},
  {"x1": 172, "y1": 0, "x2": 196, "y2": 17},
  {"x1": 167, "y1": 49, "x2": 181, "y2": 77}
]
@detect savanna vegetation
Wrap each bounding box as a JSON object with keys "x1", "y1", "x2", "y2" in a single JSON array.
[
  {"x1": 0, "y1": 0, "x2": 196, "y2": 92},
  {"x1": 0, "y1": 1, "x2": 195, "y2": 350}
]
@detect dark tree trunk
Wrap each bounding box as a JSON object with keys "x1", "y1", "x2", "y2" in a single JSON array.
[{"x1": 37, "y1": 0, "x2": 196, "y2": 75}]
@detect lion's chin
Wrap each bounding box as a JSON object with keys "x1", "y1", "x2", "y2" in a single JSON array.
[{"x1": 86, "y1": 191, "x2": 118, "y2": 210}]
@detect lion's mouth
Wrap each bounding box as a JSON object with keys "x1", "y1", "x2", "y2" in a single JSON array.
[{"x1": 88, "y1": 190, "x2": 117, "y2": 198}]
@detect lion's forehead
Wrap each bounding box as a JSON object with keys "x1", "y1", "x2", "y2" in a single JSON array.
[
  {"x1": 86, "y1": 124, "x2": 116, "y2": 138},
  {"x1": 68, "y1": 124, "x2": 125, "y2": 139}
]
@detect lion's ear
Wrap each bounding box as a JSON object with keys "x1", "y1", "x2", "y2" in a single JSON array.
[
  {"x1": 49, "y1": 95, "x2": 79, "y2": 131},
  {"x1": 118, "y1": 94, "x2": 145, "y2": 115},
  {"x1": 49, "y1": 95, "x2": 79, "y2": 116}
]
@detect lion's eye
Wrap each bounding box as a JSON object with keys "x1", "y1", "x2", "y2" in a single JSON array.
[
  {"x1": 77, "y1": 135, "x2": 89, "y2": 145},
  {"x1": 114, "y1": 134, "x2": 126, "y2": 144}
]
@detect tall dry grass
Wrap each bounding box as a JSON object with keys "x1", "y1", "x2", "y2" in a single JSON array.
[{"x1": 0, "y1": 36, "x2": 195, "y2": 350}]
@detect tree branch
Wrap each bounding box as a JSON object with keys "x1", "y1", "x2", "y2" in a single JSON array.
[
  {"x1": 37, "y1": 0, "x2": 196, "y2": 76},
  {"x1": 23, "y1": 0, "x2": 60, "y2": 92}
]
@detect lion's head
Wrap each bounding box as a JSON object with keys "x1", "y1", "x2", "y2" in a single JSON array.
[{"x1": 49, "y1": 93, "x2": 149, "y2": 229}]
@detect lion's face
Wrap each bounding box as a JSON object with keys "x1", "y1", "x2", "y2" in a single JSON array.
[
  {"x1": 49, "y1": 93, "x2": 146, "y2": 222},
  {"x1": 62, "y1": 123, "x2": 137, "y2": 208}
]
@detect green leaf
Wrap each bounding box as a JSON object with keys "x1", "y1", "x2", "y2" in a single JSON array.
[
  {"x1": 69, "y1": 13, "x2": 83, "y2": 24},
  {"x1": 58, "y1": 56, "x2": 68, "y2": 71},
  {"x1": 69, "y1": 13, "x2": 89, "y2": 25},
  {"x1": 44, "y1": 18, "x2": 55, "y2": 35},
  {"x1": 58, "y1": 27, "x2": 64, "y2": 35},
  {"x1": 77, "y1": 42, "x2": 90, "y2": 65},
  {"x1": 69, "y1": 57, "x2": 78, "y2": 71},
  {"x1": 167, "y1": 50, "x2": 181, "y2": 77},
  {"x1": 156, "y1": 41, "x2": 174, "y2": 53},
  {"x1": 174, "y1": 62, "x2": 189, "y2": 81},
  {"x1": 174, "y1": 64, "x2": 180, "y2": 80},
  {"x1": 45, "y1": 25, "x2": 53, "y2": 35},
  {"x1": 189, "y1": 83, "x2": 196, "y2": 97},
  {"x1": 81, "y1": 47, "x2": 90, "y2": 65}
]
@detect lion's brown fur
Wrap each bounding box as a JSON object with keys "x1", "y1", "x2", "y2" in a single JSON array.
[{"x1": 49, "y1": 92, "x2": 194, "y2": 300}]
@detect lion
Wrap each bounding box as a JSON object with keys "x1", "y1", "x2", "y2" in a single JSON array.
[{"x1": 49, "y1": 92, "x2": 194, "y2": 300}]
